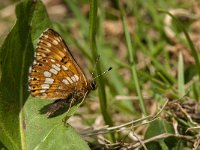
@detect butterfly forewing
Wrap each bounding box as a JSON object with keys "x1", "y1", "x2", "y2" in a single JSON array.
[{"x1": 29, "y1": 29, "x2": 88, "y2": 100}]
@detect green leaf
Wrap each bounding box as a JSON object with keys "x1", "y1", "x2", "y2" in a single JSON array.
[
  {"x1": 0, "y1": 0, "x2": 89, "y2": 149},
  {"x1": 23, "y1": 97, "x2": 90, "y2": 150},
  {"x1": 0, "y1": 1, "x2": 36, "y2": 149},
  {"x1": 0, "y1": 141, "x2": 7, "y2": 150},
  {"x1": 145, "y1": 120, "x2": 174, "y2": 139},
  {"x1": 144, "y1": 119, "x2": 175, "y2": 150}
]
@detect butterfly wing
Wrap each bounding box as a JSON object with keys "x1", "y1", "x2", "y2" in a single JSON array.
[{"x1": 29, "y1": 29, "x2": 88, "y2": 100}]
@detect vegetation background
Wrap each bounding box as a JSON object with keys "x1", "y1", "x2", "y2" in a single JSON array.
[{"x1": 0, "y1": 0, "x2": 200, "y2": 149}]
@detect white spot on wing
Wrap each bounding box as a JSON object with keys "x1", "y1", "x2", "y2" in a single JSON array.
[
  {"x1": 36, "y1": 56, "x2": 42, "y2": 60},
  {"x1": 40, "y1": 89, "x2": 46, "y2": 93},
  {"x1": 28, "y1": 76, "x2": 31, "y2": 81},
  {"x1": 71, "y1": 76, "x2": 76, "y2": 82},
  {"x1": 53, "y1": 40, "x2": 59, "y2": 45},
  {"x1": 43, "y1": 71, "x2": 52, "y2": 77},
  {"x1": 49, "y1": 68, "x2": 58, "y2": 75},
  {"x1": 74, "y1": 75, "x2": 79, "y2": 81},
  {"x1": 56, "y1": 37, "x2": 61, "y2": 42},
  {"x1": 47, "y1": 42, "x2": 51, "y2": 47},
  {"x1": 66, "y1": 77, "x2": 73, "y2": 83},
  {"x1": 41, "y1": 84, "x2": 50, "y2": 89},
  {"x1": 58, "y1": 36, "x2": 62, "y2": 42},
  {"x1": 44, "y1": 78, "x2": 54, "y2": 84},
  {"x1": 29, "y1": 67, "x2": 32, "y2": 73},
  {"x1": 56, "y1": 63, "x2": 61, "y2": 67},
  {"x1": 52, "y1": 64, "x2": 61, "y2": 71},
  {"x1": 62, "y1": 65, "x2": 68, "y2": 70},
  {"x1": 50, "y1": 59, "x2": 55, "y2": 63},
  {"x1": 43, "y1": 48, "x2": 51, "y2": 52},
  {"x1": 37, "y1": 52, "x2": 46, "y2": 57},
  {"x1": 43, "y1": 35, "x2": 48, "y2": 38},
  {"x1": 62, "y1": 79, "x2": 69, "y2": 85}
]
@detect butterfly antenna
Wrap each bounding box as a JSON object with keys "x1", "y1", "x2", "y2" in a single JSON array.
[
  {"x1": 91, "y1": 55, "x2": 100, "y2": 77},
  {"x1": 93, "y1": 67, "x2": 112, "y2": 80}
]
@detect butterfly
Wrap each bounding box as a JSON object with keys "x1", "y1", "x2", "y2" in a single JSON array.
[{"x1": 28, "y1": 28, "x2": 97, "y2": 117}]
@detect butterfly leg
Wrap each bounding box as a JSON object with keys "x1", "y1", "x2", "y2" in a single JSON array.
[
  {"x1": 47, "y1": 88, "x2": 79, "y2": 118},
  {"x1": 62, "y1": 97, "x2": 77, "y2": 124},
  {"x1": 46, "y1": 87, "x2": 78, "y2": 117},
  {"x1": 62, "y1": 91, "x2": 88, "y2": 124},
  {"x1": 62, "y1": 85, "x2": 79, "y2": 112}
]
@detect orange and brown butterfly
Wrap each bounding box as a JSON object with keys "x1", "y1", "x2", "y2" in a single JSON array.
[{"x1": 28, "y1": 28, "x2": 99, "y2": 117}]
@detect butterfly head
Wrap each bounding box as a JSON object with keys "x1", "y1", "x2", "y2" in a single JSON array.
[{"x1": 89, "y1": 80, "x2": 97, "y2": 90}]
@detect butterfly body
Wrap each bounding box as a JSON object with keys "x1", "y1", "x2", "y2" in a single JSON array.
[{"x1": 28, "y1": 28, "x2": 96, "y2": 116}]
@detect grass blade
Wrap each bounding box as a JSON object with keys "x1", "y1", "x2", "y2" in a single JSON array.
[
  {"x1": 89, "y1": 0, "x2": 114, "y2": 137},
  {"x1": 118, "y1": 0, "x2": 147, "y2": 116}
]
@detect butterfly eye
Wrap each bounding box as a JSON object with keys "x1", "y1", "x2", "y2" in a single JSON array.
[{"x1": 90, "y1": 80, "x2": 97, "y2": 90}]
